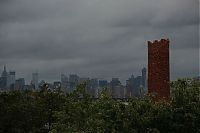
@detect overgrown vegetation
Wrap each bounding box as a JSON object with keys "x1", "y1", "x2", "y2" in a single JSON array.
[{"x1": 0, "y1": 79, "x2": 199, "y2": 133}]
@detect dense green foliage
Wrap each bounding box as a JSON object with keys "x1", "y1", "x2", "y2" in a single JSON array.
[{"x1": 0, "y1": 79, "x2": 199, "y2": 133}]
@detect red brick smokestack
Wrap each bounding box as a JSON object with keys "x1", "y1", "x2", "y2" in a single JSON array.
[{"x1": 148, "y1": 39, "x2": 170, "y2": 100}]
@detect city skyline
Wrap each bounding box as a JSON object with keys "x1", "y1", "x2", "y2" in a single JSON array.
[
  {"x1": 0, "y1": 65, "x2": 147, "y2": 85},
  {"x1": 0, "y1": 65, "x2": 148, "y2": 98},
  {"x1": 0, "y1": 0, "x2": 199, "y2": 83}
]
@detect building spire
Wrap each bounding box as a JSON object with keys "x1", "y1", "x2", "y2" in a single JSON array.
[
  {"x1": 1, "y1": 65, "x2": 7, "y2": 77},
  {"x1": 3, "y1": 65, "x2": 6, "y2": 71}
]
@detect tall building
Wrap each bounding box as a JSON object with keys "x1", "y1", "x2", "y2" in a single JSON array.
[
  {"x1": 61, "y1": 74, "x2": 68, "y2": 93},
  {"x1": 126, "y1": 75, "x2": 134, "y2": 97},
  {"x1": 89, "y1": 78, "x2": 98, "y2": 97},
  {"x1": 69, "y1": 74, "x2": 79, "y2": 93},
  {"x1": 15, "y1": 78, "x2": 25, "y2": 90},
  {"x1": 99, "y1": 80, "x2": 108, "y2": 88},
  {"x1": 0, "y1": 66, "x2": 7, "y2": 89},
  {"x1": 32, "y1": 72, "x2": 39, "y2": 90},
  {"x1": 98, "y1": 80, "x2": 108, "y2": 97},
  {"x1": 133, "y1": 76, "x2": 142, "y2": 97},
  {"x1": 148, "y1": 39, "x2": 170, "y2": 100},
  {"x1": 142, "y1": 67, "x2": 147, "y2": 89},
  {"x1": 61, "y1": 74, "x2": 68, "y2": 83},
  {"x1": 110, "y1": 78, "x2": 123, "y2": 98},
  {"x1": 126, "y1": 74, "x2": 143, "y2": 98},
  {"x1": 7, "y1": 71, "x2": 16, "y2": 90}
]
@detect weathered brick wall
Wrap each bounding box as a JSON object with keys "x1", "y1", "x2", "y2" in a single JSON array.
[{"x1": 148, "y1": 39, "x2": 170, "y2": 100}]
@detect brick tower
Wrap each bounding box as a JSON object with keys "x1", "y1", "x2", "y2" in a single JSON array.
[{"x1": 148, "y1": 39, "x2": 170, "y2": 100}]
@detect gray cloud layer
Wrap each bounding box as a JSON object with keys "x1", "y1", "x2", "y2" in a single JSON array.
[{"x1": 0, "y1": 0, "x2": 199, "y2": 83}]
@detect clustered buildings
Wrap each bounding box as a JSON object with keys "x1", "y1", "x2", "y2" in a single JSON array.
[
  {"x1": 0, "y1": 66, "x2": 25, "y2": 91},
  {"x1": 0, "y1": 66, "x2": 38, "y2": 91},
  {"x1": 0, "y1": 65, "x2": 147, "y2": 98},
  {"x1": 60, "y1": 67, "x2": 147, "y2": 98}
]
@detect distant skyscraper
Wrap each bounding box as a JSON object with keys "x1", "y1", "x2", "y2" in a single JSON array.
[
  {"x1": 15, "y1": 78, "x2": 25, "y2": 90},
  {"x1": 126, "y1": 73, "x2": 145, "y2": 98},
  {"x1": 79, "y1": 77, "x2": 90, "y2": 91},
  {"x1": 1, "y1": 66, "x2": 7, "y2": 77},
  {"x1": 69, "y1": 74, "x2": 79, "y2": 93},
  {"x1": 0, "y1": 66, "x2": 7, "y2": 89},
  {"x1": 142, "y1": 67, "x2": 147, "y2": 93},
  {"x1": 89, "y1": 78, "x2": 98, "y2": 98},
  {"x1": 110, "y1": 78, "x2": 123, "y2": 98},
  {"x1": 142, "y1": 67, "x2": 147, "y2": 89},
  {"x1": 7, "y1": 71, "x2": 16, "y2": 90},
  {"x1": 61, "y1": 74, "x2": 68, "y2": 93},
  {"x1": 110, "y1": 78, "x2": 121, "y2": 87},
  {"x1": 99, "y1": 80, "x2": 108, "y2": 88},
  {"x1": 61, "y1": 74, "x2": 68, "y2": 83},
  {"x1": 32, "y1": 72, "x2": 39, "y2": 90},
  {"x1": 98, "y1": 80, "x2": 108, "y2": 97},
  {"x1": 126, "y1": 75, "x2": 134, "y2": 97},
  {"x1": 133, "y1": 76, "x2": 142, "y2": 97}
]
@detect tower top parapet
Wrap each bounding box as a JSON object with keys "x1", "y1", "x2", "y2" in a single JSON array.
[{"x1": 148, "y1": 38, "x2": 169, "y2": 45}]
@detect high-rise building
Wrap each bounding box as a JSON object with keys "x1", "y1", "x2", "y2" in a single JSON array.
[
  {"x1": 7, "y1": 71, "x2": 16, "y2": 90},
  {"x1": 126, "y1": 75, "x2": 134, "y2": 97},
  {"x1": 0, "y1": 66, "x2": 8, "y2": 89},
  {"x1": 32, "y1": 72, "x2": 39, "y2": 90},
  {"x1": 1, "y1": 66, "x2": 7, "y2": 77},
  {"x1": 99, "y1": 80, "x2": 108, "y2": 88},
  {"x1": 110, "y1": 78, "x2": 123, "y2": 98},
  {"x1": 98, "y1": 80, "x2": 108, "y2": 97},
  {"x1": 61, "y1": 74, "x2": 68, "y2": 93},
  {"x1": 142, "y1": 67, "x2": 147, "y2": 90},
  {"x1": 15, "y1": 78, "x2": 25, "y2": 90},
  {"x1": 126, "y1": 74, "x2": 143, "y2": 98},
  {"x1": 133, "y1": 76, "x2": 142, "y2": 97},
  {"x1": 148, "y1": 39, "x2": 170, "y2": 100},
  {"x1": 79, "y1": 77, "x2": 90, "y2": 92},
  {"x1": 69, "y1": 74, "x2": 79, "y2": 93},
  {"x1": 89, "y1": 78, "x2": 98, "y2": 97},
  {"x1": 61, "y1": 74, "x2": 68, "y2": 83},
  {"x1": 110, "y1": 78, "x2": 121, "y2": 87}
]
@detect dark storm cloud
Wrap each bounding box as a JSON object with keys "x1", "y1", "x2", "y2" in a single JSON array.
[{"x1": 0, "y1": 0, "x2": 199, "y2": 83}]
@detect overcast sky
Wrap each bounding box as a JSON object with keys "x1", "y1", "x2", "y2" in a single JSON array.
[{"x1": 0, "y1": 0, "x2": 199, "y2": 84}]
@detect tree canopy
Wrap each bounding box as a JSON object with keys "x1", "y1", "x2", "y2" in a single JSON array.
[{"x1": 0, "y1": 79, "x2": 199, "y2": 133}]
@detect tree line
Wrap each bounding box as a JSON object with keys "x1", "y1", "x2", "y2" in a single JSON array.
[{"x1": 0, "y1": 79, "x2": 200, "y2": 133}]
